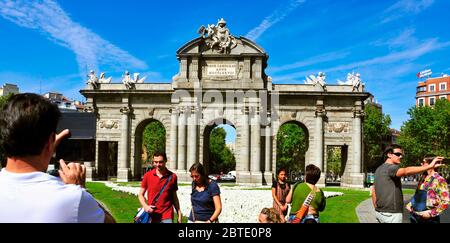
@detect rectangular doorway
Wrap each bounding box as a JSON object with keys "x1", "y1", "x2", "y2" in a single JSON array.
[{"x1": 98, "y1": 141, "x2": 118, "y2": 180}]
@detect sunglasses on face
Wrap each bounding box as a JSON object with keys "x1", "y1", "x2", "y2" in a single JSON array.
[
  {"x1": 393, "y1": 152, "x2": 403, "y2": 157},
  {"x1": 190, "y1": 175, "x2": 200, "y2": 179}
]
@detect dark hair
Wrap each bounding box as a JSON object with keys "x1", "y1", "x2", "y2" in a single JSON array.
[
  {"x1": 384, "y1": 144, "x2": 402, "y2": 155},
  {"x1": 152, "y1": 150, "x2": 167, "y2": 162},
  {"x1": 0, "y1": 93, "x2": 61, "y2": 157},
  {"x1": 277, "y1": 167, "x2": 287, "y2": 176},
  {"x1": 422, "y1": 154, "x2": 436, "y2": 163},
  {"x1": 189, "y1": 162, "x2": 208, "y2": 186},
  {"x1": 305, "y1": 164, "x2": 321, "y2": 185}
]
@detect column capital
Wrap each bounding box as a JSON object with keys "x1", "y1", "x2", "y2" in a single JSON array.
[
  {"x1": 315, "y1": 108, "x2": 326, "y2": 117},
  {"x1": 353, "y1": 109, "x2": 365, "y2": 118},
  {"x1": 120, "y1": 106, "x2": 131, "y2": 114},
  {"x1": 170, "y1": 107, "x2": 179, "y2": 114}
]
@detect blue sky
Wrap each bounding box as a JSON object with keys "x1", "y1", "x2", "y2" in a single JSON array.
[{"x1": 1, "y1": 0, "x2": 449, "y2": 137}]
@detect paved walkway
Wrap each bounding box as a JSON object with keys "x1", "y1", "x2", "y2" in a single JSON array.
[{"x1": 356, "y1": 194, "x2": 450, "y2": 223}]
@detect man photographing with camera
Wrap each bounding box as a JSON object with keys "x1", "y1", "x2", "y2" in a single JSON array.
[
  {"x1": 371, "y1": 144, "x2": 445, "y2": 223},
  {"x1": 0, "y1": 93, "x2": 114, "y2": 223}
]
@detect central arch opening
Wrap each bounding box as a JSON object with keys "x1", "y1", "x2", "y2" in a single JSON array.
[
  {"x1": 134, "y1": 119, "x2": 166, "y2": 179},
  {"x1": 276, "y1": 121, "x2": 309, "y2": 183},
  {"x1": 203, "y1": 119, "x2": 236, "y2": 181}
]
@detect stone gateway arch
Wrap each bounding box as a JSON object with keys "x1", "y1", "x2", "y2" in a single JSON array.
[{"x1": 81, "y1": 20, "x2": 370, "y2": 187}]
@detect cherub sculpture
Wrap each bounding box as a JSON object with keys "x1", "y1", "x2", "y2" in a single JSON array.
[
  {"x1": 86, "y1": 70, "x2": 99, "y2": 89},
  {"x1": 305, "y1": 72, "x2": 327, "y2": 90}
]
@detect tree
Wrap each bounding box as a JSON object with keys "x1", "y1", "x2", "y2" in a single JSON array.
[
  {"x1": 209, "y1": 127, "x2": 236, "y2": 174},
  {"x1": 363, "y1": 103, "x2": 391, "y2": 172},
  {"x1": 326, "y1": 146, "x2": 341, "y2": 181},
  {"x1": 276, "y1": 122, "x2": 307, "y2": 174},
  {"x1": 398, "y1": 99, "x2": 450, "y2": 167},
  {"x1": 0, "y1": 94, "x2": 11, "y2": 166},
  {"x1": 142, "y1": 121, "x2": 166, "y2": 164}
]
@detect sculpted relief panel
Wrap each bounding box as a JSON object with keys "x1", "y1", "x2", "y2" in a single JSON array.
[
  {"x1": 326, "y1": 122, "x2": 349, "y2": 134},
  {"x1": 99, "y1": 120, "x2": 119, "y2": 129}
]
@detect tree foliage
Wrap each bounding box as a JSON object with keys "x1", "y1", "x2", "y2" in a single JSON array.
[
  {"x1": 363, "y1": 103, "x2": 391, "y2": 172},
  {"x1": 276, "y1": 122, "x2": 307, "y2": 173},
  {"x1": 209, "y1": 127, "x2": 236, "y2": 174},
  {"x1": 326, "y1": 146, "x2": 342, "y2": 180},
  {"x1": 398, "y1": 99, "x2": 450, "y2": 167},
  {"x1": 0, "y1": 94, "x2": 11, "y2": 166},
  {"x1": 142, "y1": 121, "x2": 166, "y2": 163}
]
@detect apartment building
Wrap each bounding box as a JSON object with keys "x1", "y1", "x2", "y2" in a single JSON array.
[{"x1": 416, "y1": 75, "x2": 450, "y2": 106}]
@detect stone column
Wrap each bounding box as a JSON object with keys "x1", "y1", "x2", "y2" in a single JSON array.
[
  {"x1": 177, "y1": 107, "x2": 187, "y2": 172},
  {"x1": 187, "y1": 107, "x2": 198, "y2": 171},
  {"x1": 118, "y1": 106, "x2": 131, "y2": 182},
  {"x1": 264, "y1": 124, "x2": 272, "y2": 183},
  {"x1": 342, "y1": 101, "x2": 365, "y2": 188},
  {"x1": 315, "y1": 100, "x2": 325, "y2": 186},
  {"x1": 238, "y1": 106, "x2": 251, "y2": 183},
  {"x1": 168, "y1": 108, "x2": 178, "y2": 170},
  {"x1": 251, "y1": 108, "x2": 261, "y2": 183}
]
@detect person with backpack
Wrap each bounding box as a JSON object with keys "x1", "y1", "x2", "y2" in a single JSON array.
[
  {"x1": 286, "y1": 164, "x2": 326, "y2": 223},
  {"x1": 138, "y1": 150, "x2": 182, "y2": 223}
]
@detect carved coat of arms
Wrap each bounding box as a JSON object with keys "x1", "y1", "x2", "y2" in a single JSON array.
[{"x1": 198, "y1": 18, "x2": 238, "y2": 54}]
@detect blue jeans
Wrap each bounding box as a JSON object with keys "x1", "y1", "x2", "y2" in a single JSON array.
[
  {"x1": 287, "y1": 214, "x2": 320, "y2": 223},
  {"x1": 160, "y1": 218, "x2": 173, "y2": 223}
]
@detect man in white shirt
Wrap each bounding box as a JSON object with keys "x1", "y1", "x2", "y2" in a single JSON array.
[{"x1": 0, "y1": 93, "x2": 115, "y2": 223}]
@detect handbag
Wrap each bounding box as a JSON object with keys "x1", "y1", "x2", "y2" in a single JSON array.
[
  {"x1": 410, "y1": 176, "x2": 435, "y2": 212},
  {"x1": 134, "y1": 174, "x2": 173, "y2": 223}
]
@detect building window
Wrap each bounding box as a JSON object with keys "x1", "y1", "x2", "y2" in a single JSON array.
[
  {"x1": 429, "y1": 97, "x2": 435, "y2": 106},
  {"x1": 439, "y1": 95, "x2": 447, "y2": 100},
  {"x1": 418, "y1": 98, "x2": 424, "y2": 106},
  {"x1": 417, "y1": 86, "x2": 426, "y2": 92},
  {"x1": 428, "y1": 84, "x2": 435, "y2": 92},
  {"x1": 440, "y1": 82, "x2": 447, "y2": 91}
]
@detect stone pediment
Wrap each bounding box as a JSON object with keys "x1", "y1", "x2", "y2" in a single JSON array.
[{"x1": 176, "y1": 36, "x2": 267, "y2": 57}]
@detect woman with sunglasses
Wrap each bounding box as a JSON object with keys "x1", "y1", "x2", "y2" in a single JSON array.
[
  {"x1": 406, "y1": 156, "x2": 449, "y2": 223},
  {"x1": 188, "y1": 163, "x2": 222, "y2": 223}
]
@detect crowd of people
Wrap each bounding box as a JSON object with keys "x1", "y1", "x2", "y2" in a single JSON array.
[{"x1": 0, "y1": 93, "x2": 448, "y2": 223}]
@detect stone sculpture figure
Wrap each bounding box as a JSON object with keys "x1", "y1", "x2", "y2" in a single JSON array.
[
  {"x1": 198, "y1": 18, "x2": 237, "y2": 54},
  {"x1": 122, "y1": 71, "x2": 133, "y2": 89},
  {"x1": 122, "y1": 71, "x2": 146, "y2": 89},
  {"x1": 305, "y1": 72, "x2": 327, "y2": 90},
  {"x1": 87, "y1": 70, "x2": 99, "y2": 89},
  {"x1": 99, "y1": 72, "x2": 112, "y2": 83},
  {"x1": 338, "y1": 72, "x2": 362, "y2": 91}
]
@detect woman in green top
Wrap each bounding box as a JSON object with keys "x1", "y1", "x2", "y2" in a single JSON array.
[{"x1": 286, "y1": 164, "x2": 326, "y2": 223}]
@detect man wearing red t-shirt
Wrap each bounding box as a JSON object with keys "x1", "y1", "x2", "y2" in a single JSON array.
[{"x1": 138, "y1": 151, "x2": 182, "y2": 223}]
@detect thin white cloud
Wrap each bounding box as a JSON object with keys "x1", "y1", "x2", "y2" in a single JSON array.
[
  {"x1": 381, "y1": 0, "x2": 434, "y2": 24},
  {"x1": 0, "y1": 0, "x2": 148, "y2": 78},
  {"x1": 245, "y1": 0, "x2": 306, "y2": 41},
  {"x1": 268, "y1": 51, "x2": 349, "y2": 73},
  {"x1": 372, "y1": 28, "x2": 418, "y2": 49},
  {"x1": 274, "y1": 38, "x2": 450, "y2": 82}
]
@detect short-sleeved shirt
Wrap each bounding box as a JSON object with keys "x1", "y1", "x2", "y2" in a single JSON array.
[
  {"x1": 189, "y1": 180, "x2": 220, "y2": 222},
  {"x1": 0, "y1": 169, "x2": 104, "y2": 223},
  {"x1": 374, "y1": 163, "x2": 403, "y2": 213},
  {"x1": 141, "y1": 168, "x2": 178, "y2": 222},
  {"x1": 289, "y1": 182, "x2": 326, "y2": 215}
]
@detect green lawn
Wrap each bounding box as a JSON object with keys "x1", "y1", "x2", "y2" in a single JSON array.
[
  {"x1": 86, "y1": 182, "x2": 188, "y2": 223},
  {"x1": 320, "y1": 188, "x2": 371, "y2": 223}
]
